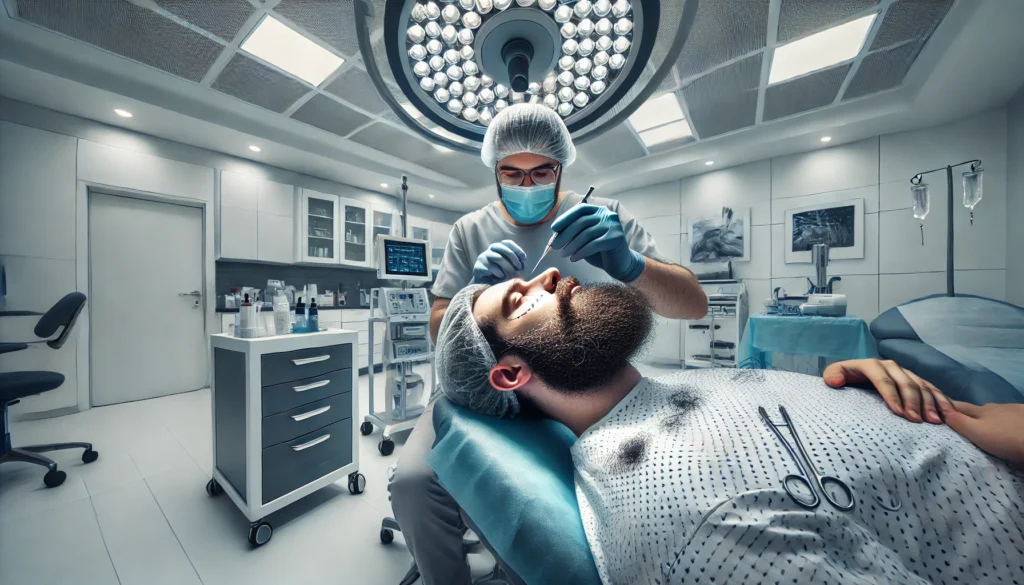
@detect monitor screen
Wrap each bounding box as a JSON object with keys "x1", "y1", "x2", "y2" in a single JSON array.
[{"x1": 384, "y1": 239, "x2": 429, "y2": 278}]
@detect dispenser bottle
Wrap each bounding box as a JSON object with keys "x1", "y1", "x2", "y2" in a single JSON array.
[
  {"x1": 308, "y1": 299, "x2": 319, "y2": 333},
  {"x1": 294, "y1": 297, "x2": 307, "y2": 333}
]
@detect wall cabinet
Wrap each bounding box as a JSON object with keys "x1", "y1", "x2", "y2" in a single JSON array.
[
  {"x1": 301, "y1": 189, "x2": 340, "y2": 264},
  {"x1": 339, "y1": 197, "x2": 371, "y2": 267},
  {"x1": 219, "y1": 173, "x2": 296, "y2": 263},
  {"x1": 256, "y1": 179, "x2": 295, "y2": 264},
  {"x1": 370, "y1": 205, "x2": 398, "y2": 261},
  {"x1": 220, "y1": 206, "x2": 258, "y2": 260}
]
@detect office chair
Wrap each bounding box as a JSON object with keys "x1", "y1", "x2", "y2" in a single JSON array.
[{"x1": 1, "y1": 292, "x2": 97, "y2": 488}]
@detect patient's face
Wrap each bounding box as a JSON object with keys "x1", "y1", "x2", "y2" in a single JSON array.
[{"x1": 473, "y1": 269, "x2": 654, "y2": 393}]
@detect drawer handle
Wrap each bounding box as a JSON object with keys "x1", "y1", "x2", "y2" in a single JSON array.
[
  {"x1": 291, "y1": 405, "x2": 330, "y2": 422},
  {"x1": 292, "y1": 433, "x2": 330, "y2": 451},
  {"x1": 292, "y1": 355, "x2": 331, "y2": 366},
  {"x1": 293, "y1": 379, "x2": 330, "y2": 392}
]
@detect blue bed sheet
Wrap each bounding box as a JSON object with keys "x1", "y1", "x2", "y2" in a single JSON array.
[{"x1": 426, "y1": 398, "x2": 603, "y2": 585}]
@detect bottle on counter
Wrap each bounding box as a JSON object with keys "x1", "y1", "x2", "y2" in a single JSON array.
[
  {"x1": 308, "y1": 299, "x2": 319, "y2": 333},
  {"x1": 273, "y1": 293, "x2": 291, "y2": 336},
  {"x1": 294, "y1": 297, "x2": 307, "y2": 333},
  {"x1": 239, "y1": 293, "x2": 256, "y2": 339}
]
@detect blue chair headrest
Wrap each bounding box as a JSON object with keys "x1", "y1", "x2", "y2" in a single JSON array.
[{"x1": 34, "y1": 292, "x2": 87, "y2": 349}]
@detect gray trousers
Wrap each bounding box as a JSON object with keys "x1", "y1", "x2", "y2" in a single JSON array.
[{"x1": 389, "y1": 400, "x2": 472, "y2": 585}]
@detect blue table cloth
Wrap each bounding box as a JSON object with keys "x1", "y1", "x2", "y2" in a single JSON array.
[{"x1": 738, "y1": 314, "x2": 879, "y2": 369}]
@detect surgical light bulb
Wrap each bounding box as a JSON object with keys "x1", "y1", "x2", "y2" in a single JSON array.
[
  {"x1": 558, "y1": 55, "x2": 575, "y2": 70},
  {"x1": 411, "y1": 3, "x2": 428, "y2": 22},
  {"x1": 589, "y1": 79, "x2": 606, "y2": 94},
  {"x1": 573, "y1": 91, "x2": 589, "y2": 108},
  {"x1": 542, "y1": 74, "x2": 558, "y2": 93},
  {"x1": 494, "y1": 83, "x2": 509, "y2": 98},
  {"x1": 554, "y1": 5, "x2": 573, "y2": 23},
  {"x1": 591, "y1": 64, "x2": 608, "y2": 80},
  {"x1": 596, "y1": 36, "x2": 612, "y2": 52},
  {"x1": 575, "y1": 0, "x2": 593, "y2": 17},
  {"x1": 441, "y1": 5, "x2": 460, "y2": 23},
  {"x1": 511, "y1": 92, "x2": 525, "y2": 103},
  {"x1": 611, "y1": 0, "x2": 630, "y2": 18},
  {"x1": 494, "y1": 0, "x2": 512, "y2": 9},
  {"x1": 574, "y1": 57, "x2": 592, "y2": 75},
  {"x1": 558, "y1": 86, "x2": 574, "y2": 102},
  {"x1": 446, "y1": 64, "x2": 463, "y2": 80},
  {"x1": 528, "y1": 81, "x2": 541, "y2": 94},
  {"x1": 409, "y1": 44, "x2": 428, "y2": 60},
  {"x1": 462, "y1": 91, "x2": 479, "y2": 107},
  {"x1": 432, "y1": 70, "x2": 449, "y2": 85},
  {"x1": 462, "y1": 11, "x2": 482, "y2": 28},
  {"x1": 613, "y1": 17, "x2": 632, "y2": 35},
  {"x1": 539, "y1": 0, "x2": 557, "y2": 9},
  {"x1": 557, "y1": 70, "x2": 574, "y2": 86},
  {"x1": 609, "y1": 53, "x2": 625, "y2": 69},
  {"x1": 434, "y1": 87, "x2": 450, "y2": 102},
  {"x1": 479, "y1": 107, "x2": 494, "y2": 125},
  {"x1": 442, "y1": 24, "x2": 458, "y2": 44},
  {"x1": 464, "y1": 75, "x2": 481, "y2": 91},
  {"x1": 459, "y1": 0, "x2": 475, "y2": 9},
  {"x1": 408, "y1": 25, "x2": 426, "y2": 44},
  {"x1": 543, "y1": 94, "x2": 558, "y2": 109},
  {"x1": 494, "y1": 99, "x2": 509, "y2": 112},
  {"x1": 476, "y1": 0, "x2": 493, "y2": 13},
  {"x1": 593, "y1": 0, "x2": 611, "y2": 17},
  {"x1": 595, "y1": 18, "x2": 612, "y2": 35},
  {"x1": 593, "y1": 50, "x2": 610, "y2": 66},
  {"x1": 563, "y1": 39, "x2": 579, "y2": 55},
  {"x1": 427, "y1": 39, "x2": 443, "y2": 55},
  {"x1": 444, "y1": 48, "x2": 460, "y2": 64},
  {"x1": 463, "y1": 106, "x2": 479, "y2": 122},
  {"x1": 515, "y1": 0, "x2": 536, "y2": 6},
  {"x1": 479, "y1": 87, "x2": 495, "y2": 103},
  {"x1": 463, "y1": 60, "x2": 480, "y2": 76},
  {"x1": 613, "y1": 36, "x2": 630, "y2": 53},
  {"x1": 577, "y1": 18, "x2": 595, "y2": 38},
  {"x1": 578, "y1": 38, "x2": 595, "y2": 56},
  {"x1": 460, "y1": 45, "x2": 475, "y2": 61},
  {"x1": 429, "y1": 55, "x2": 445, "y2": 71},
  {"x1": 420, "y1": 76, "x2": 436, "y2": 91},
  {"x1": 413, "y1": 61, "x2": 431, "y2": 77},
  {"x1": 458, "y1": 28, "x2": 474, "y2": 45},
  {"x1": 561, "y1": 22, "x2": 577, "y2": 39},
  {"x1": 573, "y1": 75, "x2": 590, "y2": 90},
  {"x1": 557, "y1": 102, "x2": 573, "y2": 117},
  {"x1": 447, "y1": 99, "x2": 463, "y2": 114},
  {"x1": 449, "y1": 81, "x2": 464, "y2": 97},
  {"x1": 425, "y1": 21, "x2": 442, "y2": 38},
  {"x1": 425, "y1": 1, "x2": 441, "y2": 20}
]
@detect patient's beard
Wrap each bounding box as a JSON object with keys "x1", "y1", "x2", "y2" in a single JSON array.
[{"x1": 497, "y1": 277, "x2": 653, "y2": 394}]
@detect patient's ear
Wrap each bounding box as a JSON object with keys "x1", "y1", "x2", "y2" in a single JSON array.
[{"x1": 489, "y1": 355, "x2": 532, "y2": 392}]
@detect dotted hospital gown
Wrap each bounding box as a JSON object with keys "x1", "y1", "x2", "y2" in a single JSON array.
[{"x1": 571, "y1": 369, "x2": 1024, "y2": 585}]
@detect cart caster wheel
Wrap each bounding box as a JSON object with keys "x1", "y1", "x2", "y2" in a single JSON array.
[
  {"x1": 82, "y1": 448, "x2": 99, "y2": 464},
  {"x1": 206, "y1": 478, "x2": 224, "y2": 497},
  {"x1": 43, "y1": 468, "x2": 66, "y2": 488},
  {"x1": 380, "y1": 528, "x2": 394, "y2": 544},
  {"x1": 248, "y1": 521, "x2": 272, "y2": 547},
  {"x1": 360, "y1": 421, "x2": 374, "y2": 436},
  {"x1": 378, "y1": 439, "x2": 395, "y2": 456},
  {"x1": 348, "y1": 472, "x2": 366, "y2": 495}
]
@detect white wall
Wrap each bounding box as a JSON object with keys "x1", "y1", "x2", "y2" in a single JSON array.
[
  {"x1": 1007, "y1": 86, "x2": 1024, "y2": 306},
  {"x1": 0, "y1": 102, "x2": 463, "y2": 418},
  {"x1": 612, "y1": 109, "x2": 1011, "y2": 363}
]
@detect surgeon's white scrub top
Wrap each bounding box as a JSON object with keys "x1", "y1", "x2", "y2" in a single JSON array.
[
  {"x1": 431, "y1": 191, "x2": 668, "y2": 299},
  {"x1": 571, "y1": 369, "x2": 1024, "y2": 585}
]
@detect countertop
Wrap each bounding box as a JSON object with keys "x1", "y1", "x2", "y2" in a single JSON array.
[
  {"x1": 210, "y1": 328, "x2": 359, "y2": 353},
  {"x1": 216, "y1": 305, "x2": 369, "y2": 313}
]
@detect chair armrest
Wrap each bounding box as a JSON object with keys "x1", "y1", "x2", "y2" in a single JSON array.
[{"x1": 0, "y1": 343, "x2": 29, "y2": 355}]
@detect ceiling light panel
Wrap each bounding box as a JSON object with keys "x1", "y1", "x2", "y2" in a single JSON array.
[
  {"x1": 769, "y1": 13, "x2": 876, "y2": 84},
  {"x1": 628, "y1": 93, "x2": 685, "y2": 132},
  {"x1": 638, "y1": 119, "x2": 693, "y2": 146},
  {"x1": 241, "y1": 16, "x2": 344, "y2": 86}
]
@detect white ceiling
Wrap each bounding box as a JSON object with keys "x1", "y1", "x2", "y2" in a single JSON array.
[{"x1": 1, "y1": 0, "x2": 1022, "y2": 213}]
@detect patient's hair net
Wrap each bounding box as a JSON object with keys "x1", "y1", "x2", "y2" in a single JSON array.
[
  {"x1": 480, "y1": 103, "x2": 577, "y2": 168},
  {"x1": 435, "y1": 284, "x2": 520, "y2": 418}
]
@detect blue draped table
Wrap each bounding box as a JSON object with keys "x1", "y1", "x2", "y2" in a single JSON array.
[{"x1": 738, "y1": 314, "x2": 879, "y2": 370}]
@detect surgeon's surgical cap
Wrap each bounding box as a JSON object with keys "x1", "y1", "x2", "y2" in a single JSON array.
[
  {"x1": 480, "y1": 103, "x2": 577, "y2": 168},
  {"x1": 435, "y1": 284, "x2": 521, "y2": 419}
]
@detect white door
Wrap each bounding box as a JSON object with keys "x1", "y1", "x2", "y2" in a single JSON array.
[{"x1": 89, "y1": 193, "x2": 207, "y2": 406}]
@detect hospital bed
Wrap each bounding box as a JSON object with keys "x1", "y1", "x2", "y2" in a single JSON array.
[
  {"x1": 425, "y1": 397, "x2": 604, "y2": 585},
  {"x1": 870, "y1": 294, "x2": 1024, "y2": 405}
]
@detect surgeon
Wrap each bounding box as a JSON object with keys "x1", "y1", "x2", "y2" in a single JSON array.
[
  {"x1": 389, "y1": 103, "x2": 707, "y2": 585},
  {"x1": 434, "y1": 271, "x2": 1024, "y2": 585}
]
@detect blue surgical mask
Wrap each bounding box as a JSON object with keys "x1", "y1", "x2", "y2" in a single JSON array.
[{"x1": 500, "y1": 183, "x2": 557, "y2": 224}]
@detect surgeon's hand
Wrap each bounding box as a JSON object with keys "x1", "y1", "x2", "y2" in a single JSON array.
[
  {"x1": 470, "y1": 240, "x2": 526, "y2": 286},
  {"x1": 938, "y1": 399, "x2": 1024, "y2": 468},
  {"x1": 550, "y1": 204, "x2": 645, "y2": 283},
  {"x1": 823, "y1": 359, "x2": 945, "y2": 424}
]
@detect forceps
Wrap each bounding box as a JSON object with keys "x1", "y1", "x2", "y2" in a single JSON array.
[
  {"x1": 530, "y1": 186, "x2": 595, "y2": 276},
  {"x1": 758, "y1": 405, "x2": 855, "y2": 511}
]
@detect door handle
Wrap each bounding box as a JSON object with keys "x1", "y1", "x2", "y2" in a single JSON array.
[{"x1": 178, "y1": 291, "x2": 202, "y2": 297}]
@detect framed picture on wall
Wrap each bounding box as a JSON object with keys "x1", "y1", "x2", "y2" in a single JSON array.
[
  {"x1": 784, "y1": 198, "x2": 865, "y2": 263},
  {"x1": 687, "y1": 206, "x2": 751, "y2": 263}
]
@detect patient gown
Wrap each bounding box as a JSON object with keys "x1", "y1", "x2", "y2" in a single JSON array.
[{"x1": 571, "y1": 369, "x2": 1024, "y2": 585}]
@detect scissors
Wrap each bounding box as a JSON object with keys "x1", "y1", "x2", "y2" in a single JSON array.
[{"x1": 758, "y1": 405, "x2": 855, "y2": 511}]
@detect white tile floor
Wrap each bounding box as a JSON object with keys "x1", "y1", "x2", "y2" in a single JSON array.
[
  {"x1": 2, "y1": 363, "x2": 679, "y2": 585},
  {"x1": 0, "y1": 369, "x2": 430, "y2": 585}
]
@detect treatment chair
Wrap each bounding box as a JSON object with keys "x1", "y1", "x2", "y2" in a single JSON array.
[{"x1": 1, "y1": 292, "x2": 97, "y2": 488}]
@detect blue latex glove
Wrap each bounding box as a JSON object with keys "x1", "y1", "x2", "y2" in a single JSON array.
[
  {"x1": 550, "y1": 204, "x2": 645, "y2": 282},
  {"x1": 470, "y1": 240, "x2": 527, "y2": 285}
]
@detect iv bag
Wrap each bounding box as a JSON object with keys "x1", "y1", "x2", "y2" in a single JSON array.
[
  {"x1": 910, "y1": 183, "x2": 930, "y2": 220},
  {"x1": 962, "y1": 169, "x2": 983, "y2": 210}
]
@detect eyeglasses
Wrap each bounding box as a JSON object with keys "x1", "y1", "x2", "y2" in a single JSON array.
[{"x1": 497, "y1": 164, "x2": 560, "y2": 186}]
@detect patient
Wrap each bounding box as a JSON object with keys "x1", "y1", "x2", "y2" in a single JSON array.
[{"x1": 434, "y1": 269, "x2": 1024, "y2": 585}]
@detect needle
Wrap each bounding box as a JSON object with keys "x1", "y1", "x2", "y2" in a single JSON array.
[{"x1": 531, "y1": 186, "x2": 595, "y2": 276}]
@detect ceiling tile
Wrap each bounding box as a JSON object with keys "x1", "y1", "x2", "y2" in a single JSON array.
[
  {"x1": 324, "y1": 67, "x2": 389, "y2": 115},
  {"x1": 777, "y1": 0, "x2": 879, "y2": 43},
  {"x1": 212, "y1": 53, "x2": 311, "y2": 113},
  {"x1": 871, "y1": 0, "x2": 953, "y2": 51},
  {"x1": 290, "y1": 94, "x2": 373, "y2": 136},
  {"x1": 154, "y1": 0, "x2": 255, "y2": 42},
  {"x1": 843, "y1": 40, "x2": 921, "y2": 100},
  {"x1": 273, "y1": 0, "x2": 361, "y2": 57},
  {"x1": 348, "y1": 123, "x2": 434, "y2": 163},
  {"x1": 681, "y1": 53, "x2": 762, "y2": 138},
  {"x1": 763, "y1": 63, "x2": 851, "y2": 121},
  {"x1": 14, "y1": 0, "x2": 223, "y2": 83},
  {"x1": 576, "y1": 123, "x2": 647, "y2": 169},
  {"x1": 675, "y1": 0, "x2": 768, "y2": 80}
]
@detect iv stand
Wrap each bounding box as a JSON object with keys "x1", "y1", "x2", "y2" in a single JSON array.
[{"x1": 908, "y1": 159, "x2": 981, "y2": 298}]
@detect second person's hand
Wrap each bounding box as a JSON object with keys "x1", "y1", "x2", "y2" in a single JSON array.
[
  {"x1": 823, "y1": 359, "x2": 945, "y2": 424},
  {"x1": 470, "y1": 240, "x2": 527, "y2": 286}
]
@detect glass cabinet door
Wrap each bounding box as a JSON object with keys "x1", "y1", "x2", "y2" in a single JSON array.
[
  {"x1": 371, "y1": 207, "x2": 395, "y2": 260},
  {"x1": 340, "y1": 198, "x2": 369, "y2": 266},
  {"x1": 304, "y1": 193, "x2": 337, "y2": 262}
]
